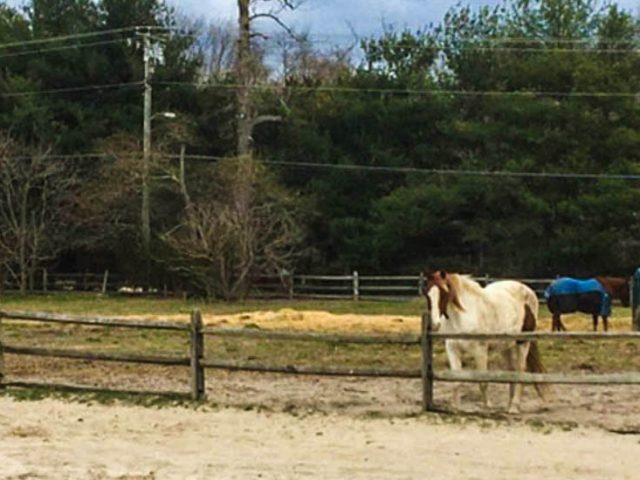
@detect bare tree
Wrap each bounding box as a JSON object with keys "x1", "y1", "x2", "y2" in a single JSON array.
[
  {"x1": 236, "y1": 0, "x2": 304, "y2": 155},
  {"x1": 274, "y1": 30, "x2": 354, "y2": 84},
  {"x1": 75, "y1": 131, "x2": 186, "y2": 255},
  {"x1": 163, "y1": 155, "x2": 305, "y2": 300},
  {"x1": 192, "y1": 18, "x2": 238, "y2": 81},
  {"x1": 0, "y1": 133, "x2": 76, "y2": 293},
  {"x1": 74, "y1": 133, "x2": 143, "y2": 250}
]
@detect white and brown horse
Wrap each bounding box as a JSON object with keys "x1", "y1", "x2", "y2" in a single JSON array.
[{"x1": 423, "y1": 270, "x2": 548, "y2": 413}]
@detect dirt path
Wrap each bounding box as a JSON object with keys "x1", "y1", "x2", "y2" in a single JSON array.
[{"x1": 1, "y1": 396, "x2": 639, "y2": 480}]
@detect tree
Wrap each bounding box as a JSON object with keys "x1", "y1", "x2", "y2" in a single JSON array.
[
  {"x1": 235, "y1": 0, "x2": 303, "y2": 155},
  {"x1": 163, "y1": 155, "x2": 305, "y2": 299},
  {"x1": 0, "y1": 133, "x2": 77, "y2": 292}
]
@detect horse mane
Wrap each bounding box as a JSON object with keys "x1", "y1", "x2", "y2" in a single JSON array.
[{"x1": 448, "y1": 274, "x2": 484, "y2": 310}]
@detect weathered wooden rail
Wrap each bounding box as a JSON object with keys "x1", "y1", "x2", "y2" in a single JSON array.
[
  {"x1": 2, "y1": 310, "x2": 640, "y2": 413},
  {"x1": 0, "y1": 309, "x2": 421, "y2": 401},
  {"x1": 0, "y1": 310, "x2": 196, "y2": 398},
  {"x1": 252, "y1": 272, "x2": 555, "y2": 301},
  {"x1": 8, "y1": 270, "x2": 557, "y2": 301}
]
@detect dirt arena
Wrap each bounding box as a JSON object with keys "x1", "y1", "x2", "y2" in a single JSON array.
[
  {"x1": 2, "y1": 308, "x2": 640, "y2": 479},
  {"x1": 2, "y1": 395, "x2": 640, "y2": 480}
]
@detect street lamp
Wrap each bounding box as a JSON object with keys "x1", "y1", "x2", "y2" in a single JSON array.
[{"x1": 154, "y1": 111, "x2": 176, "y2": 120}]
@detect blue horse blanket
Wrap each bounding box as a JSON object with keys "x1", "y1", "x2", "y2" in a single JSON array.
[{"x1": 544, "y1": 277, "x2": 611, "y2": 316}]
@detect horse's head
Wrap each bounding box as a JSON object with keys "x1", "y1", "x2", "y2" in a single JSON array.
[
  {"x1": 596, "y1": 276, "x2": 631, "y2": 307},
  {"x1": 619, "y1": 278, "x2": 631, "y2": 307},
  {"x1": 422, "y1": 270, "x2": 464, "y2": 330}
]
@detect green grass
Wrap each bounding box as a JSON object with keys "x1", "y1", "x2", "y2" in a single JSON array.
[
  {"x1": 0, "y1": 292, "x2": 426, "y2": 317},
  {"x1": 3, "y1": 384, "x2": 197, "y2": 409}
]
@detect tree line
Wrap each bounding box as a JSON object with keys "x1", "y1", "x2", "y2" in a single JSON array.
[{"x1": 1, "y1": 0, "x2": 639, "y2": 298}]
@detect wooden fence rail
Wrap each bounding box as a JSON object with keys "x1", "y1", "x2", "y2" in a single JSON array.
[
  {"x1": 5, "y1": 270, "x2": 557, "y2": 301},
  {"x1": 0, "y1": 310, "x2": 197, "y2": 399},
  {"x1": 2, "y1": 309, "x2": 640, "y2": 414},
  {"x1": 252, "y1": 272, "x2": 555, "y2": 301}
]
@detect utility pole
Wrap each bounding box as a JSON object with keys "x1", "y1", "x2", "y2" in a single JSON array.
[
  {"x1": 142, "y1": 28, "x2": 152, "y2": 257},
  {"x1": 236, "y1": 0, "x2": 252, "y2": 156}
]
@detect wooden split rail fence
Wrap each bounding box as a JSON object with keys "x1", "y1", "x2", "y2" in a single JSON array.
[
  {"x1": 2, "y1": 310, "x2": 640, "y2": 412},
  {"x1": 254, "y1": 273, "x2": 554, "y2": 301},
  {"x1": 6, "y1": 270, "x2": 555, "y2": 301}
]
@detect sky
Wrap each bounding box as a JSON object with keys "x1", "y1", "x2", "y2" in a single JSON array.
[
  {"x1": 172, "y1": 0, "x2": 639, "y2": 39},
  {"x1": 5, "y1": 0, "x2": 640, "y2": 40}
]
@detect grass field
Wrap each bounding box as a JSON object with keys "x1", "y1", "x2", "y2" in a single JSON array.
[{"x1": 0, "y1": 292, "x2": 427, "y2": 316}]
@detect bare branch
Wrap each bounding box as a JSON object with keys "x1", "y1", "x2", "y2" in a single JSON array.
[{"x1": 249, "y1": 12, "x2": 303, "y2": 41}]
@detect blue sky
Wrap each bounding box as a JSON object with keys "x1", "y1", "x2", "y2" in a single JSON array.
[
  {"x1": 173, "y1": 0, "x2": 639, "y2": 38},
  {"x1": 5, "y1": 0, "x2": 640, "y2": 39}
]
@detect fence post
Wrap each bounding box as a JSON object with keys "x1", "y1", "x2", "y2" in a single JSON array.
[
  {"x1": 287, "y1": 272, "x2": 294, "y2": 300},
  {"x1": 418, "y1": 272, "x2": 425, "y2": 296},
  {"x1": 101, "y1": 270, "x2": 109, "y2": 295},
  {"x1": 421, "y1": 312, "x2": 434, "y2": 412},
  {"x1": 352, "y1": 270, "x2": 359, "y2": 301},
  {"x1": 42, "y1": 269, "x2": 48, "y2": 292},
  {"x1": 190, "y1": 309, "x2": 205, "y2": 400},
  {"x1": 0, "y1": 313, "x2": 4, "y2": 390}
]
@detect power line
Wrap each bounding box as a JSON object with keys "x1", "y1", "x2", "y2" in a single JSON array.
[
  {"x1": 244, "y1": 160, "x2": 640, "y2": 181},
  {"x1": 155, "y1": 81, "x2": 640, "y2": 99},
  {"x1": 0, "y1": 26, "x2": 166, "y2": 50},
  {"x1": 1, "y1": 23, "x2": 638, "y2": 51},
  {"x1": 6, "y1": 151, "x2": 639, "y2": 181},
  {"x1": 0, "y1": 38, "x2": 134, "y2": 60},
  {"x1": 165, "y1": 154, "x2": 640, "y2": 181},
  {"x1": 181, "y1": 29, "x2": 640, "y2": 53},
  {"x1": 0, "y1": 81, "x2": 143, "y2": 98},
  {"x1": 285, "y1": 33, "x2": 640, "y2": 45},
  {"x1": 0, "y1": 26, "x2": 638, "y2": 68},
  {"x1": 431, "y1": 45, "x2": 640, "y2": 54}
]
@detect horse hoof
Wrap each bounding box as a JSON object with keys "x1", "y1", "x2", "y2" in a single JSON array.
[{"x1": 507, "y1": 405, "x2": 520, "y2": 414}]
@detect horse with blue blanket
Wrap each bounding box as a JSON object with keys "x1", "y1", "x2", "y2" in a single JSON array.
[{"x1": 545, "y1": 276, "x2": 630, "y2": 332}]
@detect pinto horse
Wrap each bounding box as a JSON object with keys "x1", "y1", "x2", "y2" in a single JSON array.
[
  {"x1": 423, "y1": 270, "x2": 548, "y2": 413},
  {"x1": 545, "y1": 276, "x2": 630, "y2": 332}
]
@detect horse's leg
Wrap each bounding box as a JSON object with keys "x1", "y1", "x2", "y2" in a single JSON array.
[
  {"x1": 445, "y1": 342, "x2": 463, "y2": 409},
  {"x1": 603, "y1": 315, "x2": 609, "y2": 332},
  {"x1": 552, "y1": 313, "x2": 566, "y2": 332},
  {"x1": 473, "y1": 344, "x2": 491, "y2": 409},
  {"x1": 504, "y1": 346, "x2": 517, "y2": 409},
  {"x1": 508, "y1": 342, "x2": 531, "y2": 414},
  {"x1": 557, "y1": 315, "x2": 567, "y2": 332},
  {"x1": 592, "y1": 314, "x2": 599, "y2": 331}
]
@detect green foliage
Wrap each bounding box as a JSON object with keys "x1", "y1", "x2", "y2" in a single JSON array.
[{"x1": 263, "y1": 0, "x2": 640, "y2": 276}]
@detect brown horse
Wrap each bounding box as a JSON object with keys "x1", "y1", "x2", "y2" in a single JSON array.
[
  {"x1": 595, "y1": 276, "x2": 630, "y2": 330},
  {"x1": 545, "y1": 276, "x2": 630, "y2": 332}
]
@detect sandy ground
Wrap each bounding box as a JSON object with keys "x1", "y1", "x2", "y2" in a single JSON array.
[
  {"x1": 3, "y1": 308, "x2": 640, "y2": 479},
  {"x1": 2, "y1": 396, "x2": 640, "y2": 480}
]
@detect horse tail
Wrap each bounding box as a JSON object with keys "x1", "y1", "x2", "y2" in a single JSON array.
[
  {"x1": 521, "y1": 303, "x2": 537, "y2": 335},
  {"x1": 522, "y1": 304, "x2": 552, "y2": 400},
  {"x1": 526, "y1": 342, "x2": 551, "y2": 400},
  {"x1": 524, "y1": 286, "x2": 539, "y2": 320}
]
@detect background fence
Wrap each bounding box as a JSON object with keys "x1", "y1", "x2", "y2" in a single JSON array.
[
  {"x1": 252, "y1": 272, "x2": 554, "y2": 301},
  {"x1": 5, "y1": 270, "x2": 556, "y2": 301},
  {"x1": 2, "y1": 309, "x2": 640, "y2": 413}
]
